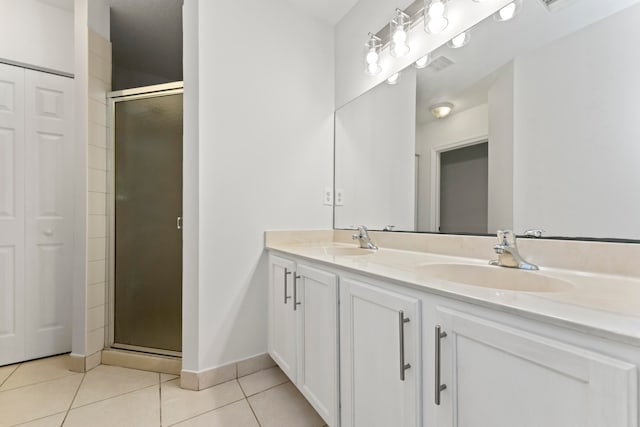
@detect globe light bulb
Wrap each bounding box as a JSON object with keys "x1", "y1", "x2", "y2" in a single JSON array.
[
  {"x1": 368, "y1": 63, "x2": 380, "y2": 75},
  {"x1": 450, "y1": 32, "x2": 469, "y2": 48},
  {"x1": 366, "y1": 50, "x2": 379, "y2": 65},
  {"x1": 394, "y1": 44, "x2": 410, "y2": 57},
  {"x1": 414, "y1": 55, "x2": 430, "y2": 68},
  {"x1": 429, "y1": 1, "x2": 445, "y2": 18},
  {"x1": 387, "y1": 73, "x2": 400, "y2": 85},
  {"x1": 393, "y1": 28, "x2": 407, "y2": 44},
  {"x1": 499, "y1": 2, "x2": 517, "y2": 21},
  {"x1": 427, "y1": 16, "x2": 448, "y2": 34}
]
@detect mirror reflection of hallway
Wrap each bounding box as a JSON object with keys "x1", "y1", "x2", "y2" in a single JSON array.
[{"x1": 438, "y1": 142, "x2": 488, "y2": 234}]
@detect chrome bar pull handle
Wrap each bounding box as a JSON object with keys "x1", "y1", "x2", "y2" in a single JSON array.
[
  {"x1": 283, "y1": 269, "x2": 292, "y2": 304},
  {"x1": 435, "y1": 325, "x2": 447, "y2": 405},
  {"x1": 399, "y1": 311, "x2": 411, "y2": 381},
  {"x1": 176, "y1": 216, "x2": 182, "y2": 230},
  {"x1": 293, "y1": 275, "x2": 301, "y2": 311}
]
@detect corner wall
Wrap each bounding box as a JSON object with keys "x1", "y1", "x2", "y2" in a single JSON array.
[{"x1": 182, "y1": 0, "x2": 334, "y2": 374}]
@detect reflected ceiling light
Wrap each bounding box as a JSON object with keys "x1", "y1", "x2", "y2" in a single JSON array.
[
  {"x1": 424, "y1": 0, "x2": 449, "y2": 34},
  {"x1": 495, "y1": 1, "x2": 521, "y2": 22},
  {"x1": 390, "y1": 9, "x2": 411, "y2": 57},
  {"x1": 387, "y1": 72, "x2": 401, "y2": 85},
  {"x1": 414, "y1": 54, "x2": 431, "y2": 69},
  {"x1": 430, "y1": 102, "x2": 454, "y2": 118},
  {"x1": 364, "y1": 33, "x2": 382, "y2": 75},
  {"x1": 448, "y1": 31, "x2": 470, "y2": 48}
]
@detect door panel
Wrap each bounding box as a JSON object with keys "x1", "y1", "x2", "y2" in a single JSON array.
[
  {"x1": 24, "y1": 70, "x2": 73, "y2": 359},
  {"x1": 340, "y1": 278, "x2": 421, "y2": 427},
  {"x1": 436, "y1": 307, "x2": 638, "y2": 427},
  {"x1": 0, "y1": 63, "x2": 25, "y2": 365},
  {"x1": 296, "y1": 264, "x2": 338, "y2": 426},
  {"x1": 113, "y1": 92, "x2": 183, "y2": 353},
  {"x1": 268, "y1": 255, "x2": 297, "y2": 381}
]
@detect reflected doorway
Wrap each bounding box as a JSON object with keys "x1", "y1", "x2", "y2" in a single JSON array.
[{"x1": 438, "y1": 142, "x2": 488, "y2": 234}]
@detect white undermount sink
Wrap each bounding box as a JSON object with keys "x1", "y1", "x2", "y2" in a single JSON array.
[{"x1": 418, "y1": 263, "x2": 574, "y2": 293}]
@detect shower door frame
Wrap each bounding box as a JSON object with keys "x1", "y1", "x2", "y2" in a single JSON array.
[{"x1": 106, "y1": 82, "x2": 184, "y2": 357}]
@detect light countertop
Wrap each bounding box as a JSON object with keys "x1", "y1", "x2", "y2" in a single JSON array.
[{"x1": 266, "y1": 239, "x2": 640, "y2": 347}]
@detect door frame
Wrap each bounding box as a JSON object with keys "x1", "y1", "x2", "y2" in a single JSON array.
[
  {"x1": 106, "y1": 81, "x2": 183, "y2": 357},
  {"x1": 429, "y1": 135, "x2": 488, "y2": 232}
]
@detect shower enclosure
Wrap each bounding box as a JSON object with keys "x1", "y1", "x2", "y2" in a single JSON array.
[{"x1": 107, "y1": 83, "x2": 183, "y2": 356}]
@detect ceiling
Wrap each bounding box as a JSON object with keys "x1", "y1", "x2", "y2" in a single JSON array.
[
  {"x1": 416, "y1": 0, "x2": 640, "y2": 124},
  {"x1": 108, "y1": 0, "x2": 183, "y2": 83},
  {"x1": 284, "y1": 0, "x2": 359, "y2": 25},
  {"x1": 37, "y1": 0, "x2": 356, "y2": 86}
]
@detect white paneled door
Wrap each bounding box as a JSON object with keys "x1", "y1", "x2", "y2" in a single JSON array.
[
  {"x1": 0, "y1": 63, "x2": 26, "y2": 365},
  {"x1": 0, "y1": 64, "x2": 73, "y2": 366}
]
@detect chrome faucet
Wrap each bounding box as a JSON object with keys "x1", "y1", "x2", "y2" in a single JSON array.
[
  {"x1": 489, "y1": 230, "x2": 538, "y2": 270},
  {"x1": 352, "y1": 225, "x2": 378, "y2": 250}
]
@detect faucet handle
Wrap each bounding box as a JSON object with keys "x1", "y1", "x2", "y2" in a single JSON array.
[
  {"x1": 523, "y1": 229, "x2": 545, "y2": 238},
  {"x1": 496, "y1": 229, "x2": 516, "y2": 246}
]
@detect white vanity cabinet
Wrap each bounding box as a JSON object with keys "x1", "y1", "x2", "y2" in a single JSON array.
[
  {"x1": 267, "y1": 254, "x2": 340, "y2": 426},
  {"x1": 431, "y1": 306, "x2": 638, "y2": 427},
  {"x1": 340, "y1": 277, "x2": 422, "y2": 427}
]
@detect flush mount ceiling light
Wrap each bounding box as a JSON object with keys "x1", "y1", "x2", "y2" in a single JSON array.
[
  {"x1": 430, "y1": 102, "x2": 454, "y2": 118},
  {"x1": 448, "y1": 30, "x2": 470, "y2": 48},
  {"x1": 364, "y1": 33, "x2": 383, "y2": 76},
  {"x1": 495, "y1": 0, "x2": 522, "y2": 21},
  {"x1": 414, "y1": 54, "x2": 431, "y2": 69},
  {"x1": 390, "y1": 9, "x2": 411, "y2": 57},
  {"x1": 387, "y1": 72, "x2": 401, "y2": 85},
  {"x1": 424, "y1": 0, "x2": 449, "y2": 34}
]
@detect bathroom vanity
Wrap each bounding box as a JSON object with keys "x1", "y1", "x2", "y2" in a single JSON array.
[{"x1": 266, "y1": 231, "x2": 639, "y2": 427}]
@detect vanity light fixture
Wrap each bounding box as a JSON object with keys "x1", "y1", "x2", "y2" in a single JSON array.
[
  {"x1": 448, "y1": 30, "x2": 470, "y2": 48},
  {"x1": 424, "y1": 0, "x2": 449, "y2": 34},
  {"x1": 414, "y1": 54, "x2": 431, "y2": 69},
  {"x1": 430, "y1": 102, "x2": 454, "y2": 118},
  {"x1": 365, "y1": 33, "x2": 383, "y2": 76},
  {"x1": 390, "y1": 9, "x2": 411, "y2": 57},
  {"x1": 387, "y1": 72, "x2": 401, "y2": 85},
  {"x1": 495, "y1": 0, "x2": 521, "y2": 22}
]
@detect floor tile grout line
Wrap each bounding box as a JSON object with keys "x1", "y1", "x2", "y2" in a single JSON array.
[
  {"x1": 68, "y1": 381, "x2": 161, "y2": 411},
  {"x1": 243, "y1": 379, "x2": 291, "y2": 399},
  {"x1": 164, "y1": 395, "x2": 248, "y2": 427},
  {"x1": 61, "y1": 372, "x2": 86, "y2": 426},
  {"x1": 6, "y1": 410, "x2": 67, "y2": 427},
  {"x1": 0, "y1": 363, "x2": 21, "y2": 389},
  {"x1": 158, "y1": 373, "x2": 162, "y2": 427},
  {"x1": 0, "y1": 371, "x2": 81, "y2": 394},
  {"x1": 245, "y1": 397, "x2": 263, "y2": 427}
]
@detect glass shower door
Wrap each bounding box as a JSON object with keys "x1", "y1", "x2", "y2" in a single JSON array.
[{"x1": 113, "y1": 90, "x2": 183, "y2": 354}]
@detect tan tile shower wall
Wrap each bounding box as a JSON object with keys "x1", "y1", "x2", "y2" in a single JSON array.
[{"x1": 86, "y1": 30, "x2": 112, "y2": 370}]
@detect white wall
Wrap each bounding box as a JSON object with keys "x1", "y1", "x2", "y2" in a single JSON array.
[
  {"x1": 416, "y1": 104, "x2": 488, "y2": 231},
  {"x1": 182, "y1": 0, "x2": 334, "y2": 372},
  {"x1": 487, "y1": 63, "x2": 514, "y2": 234},
  {"x1": 0, "y1": 0, "x2": 74, "y2": 74},
  {"x1": 335, "y1": 68, "x2": 416, "y2": 231},
  {"x1": 512, "y1": 4, "x2": 640, "y2": 239},
  {"x1": 334, "y1": 0, "x2": 513, "y2": 108}
]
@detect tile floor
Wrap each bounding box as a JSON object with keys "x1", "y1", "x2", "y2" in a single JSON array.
[{"x1": 0, "y1": 354, "x2": 327, "y2": 427}]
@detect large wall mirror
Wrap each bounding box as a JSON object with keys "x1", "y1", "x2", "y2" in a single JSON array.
[{"x1": 335, "y1": 0, "x2": 640, "y2": 240}]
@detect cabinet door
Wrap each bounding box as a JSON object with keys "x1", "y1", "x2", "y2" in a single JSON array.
[
  {"x1": 296, "y1": 264, "x2": 339, "y2": 427},
  {"x1": 340, "y1": 278, "x2": 421, "y2": 427},
  {"x1": 435, "y1": 307, "x2": 638, "y2": 427},
  {"x1": 268, "y1": 255, "x2": 297, "y2": 381},
  {"x1": 0, "y1": 63, "x2": 26, "y2": 365},
  {"x1": 24, "y1": 70, "x2": 74, "y2": 359}
]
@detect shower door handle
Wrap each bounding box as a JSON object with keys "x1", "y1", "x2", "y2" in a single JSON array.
[{"x1": 177, "y1": 217, "x2": 182, "y2": 230}]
